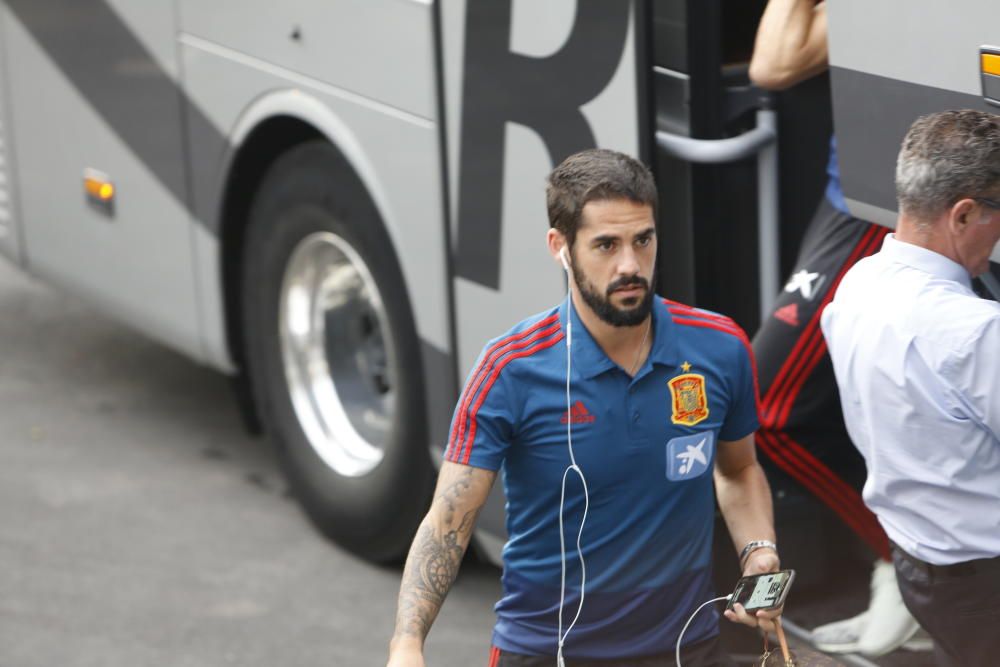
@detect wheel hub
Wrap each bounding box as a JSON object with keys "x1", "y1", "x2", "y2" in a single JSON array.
[{"x1": 278, "y1": 231, "x2": 395, "y2": 477}]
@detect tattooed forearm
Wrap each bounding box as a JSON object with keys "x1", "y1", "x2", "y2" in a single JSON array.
[
  {"x1": 438, "y1": 466, "x2": 474, "y2": 525},
  {"x1": 390, "y1": 463, "x2": 495, "y2": 645},
  {"x1": 392, "y1": 514, "x2": 471, "y2": 639}
]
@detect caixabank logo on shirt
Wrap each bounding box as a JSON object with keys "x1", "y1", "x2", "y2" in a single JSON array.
[{"x1": 666, "y1": 431, "x2": 716, "y2": 481}]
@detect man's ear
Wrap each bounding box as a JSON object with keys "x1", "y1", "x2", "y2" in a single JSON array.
[
  {"x1": 948, "y1": 198, "x2": 977, "y2": 235},
  {"x1": 547, "y1": 229, "x2": 568, "y2": 266}
]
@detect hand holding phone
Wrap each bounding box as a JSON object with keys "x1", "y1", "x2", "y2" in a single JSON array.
[{"x1": 723, "y1": 569, "x2": 795, "y2": 634}]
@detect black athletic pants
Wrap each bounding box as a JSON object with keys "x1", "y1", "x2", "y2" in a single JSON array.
[
  {"x1": 488, "y1": 634, "x2": 735, "y2": 667},
  {"x1": 752, "y1": 198, "x2": 891, "y2": 560},
  {"x1": 892, "y1": 544, "x2": 1000, "y2": 666}
]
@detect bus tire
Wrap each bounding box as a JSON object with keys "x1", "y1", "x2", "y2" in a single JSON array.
[{"x1": 241, "y1": 140, "x2": 433, "y2": 563}]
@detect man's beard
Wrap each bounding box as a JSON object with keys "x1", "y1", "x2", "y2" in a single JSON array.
[{"x1": 571, "y1": 258, "x2": 654, "y2": 327}]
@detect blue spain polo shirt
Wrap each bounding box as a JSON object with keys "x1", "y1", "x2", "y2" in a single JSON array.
[{"x1": 443, "y1": 295, "x2": 759, "y2": 659}]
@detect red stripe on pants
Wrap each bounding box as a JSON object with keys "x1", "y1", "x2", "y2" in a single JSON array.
[
  {"x1": 757, "y1": 430, "x2": 890, "y2": 560},
  {"x1": 761, "y1": 224, "x2": 886, "y2": 424},
  {"x1": 756, "y1": 225, "x2": 891, "y2": 559}
]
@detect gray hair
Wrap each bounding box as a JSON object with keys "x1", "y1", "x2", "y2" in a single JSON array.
[{"x1": 895, "y1": 109, "x2": 1000, "y2": 223}]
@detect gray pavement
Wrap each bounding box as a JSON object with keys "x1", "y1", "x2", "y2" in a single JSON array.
[{"x1": 0, "y1": 261, "x2": 499, "y2": 667}]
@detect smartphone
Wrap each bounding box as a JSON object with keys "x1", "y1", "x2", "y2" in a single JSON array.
[{"x1": 726, "y1": 569, "x2": 796, "y2": 612}]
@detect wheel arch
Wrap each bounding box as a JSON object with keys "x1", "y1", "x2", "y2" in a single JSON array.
[
  {"x1": 232, "y1": 138, "x2": 434, "y2": 561},
  {"x1": 219, "y1": 90, "x2": 409, "y2": 394}
]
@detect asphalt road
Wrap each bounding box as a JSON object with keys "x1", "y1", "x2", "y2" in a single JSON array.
[{"x1": 0, "y1": 260, "x2": 499, "y2": 667}]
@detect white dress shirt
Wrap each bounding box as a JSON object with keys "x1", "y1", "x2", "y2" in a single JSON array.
[{"x1": 821, "y1": 234, "x2": 1000, "y2": 565}]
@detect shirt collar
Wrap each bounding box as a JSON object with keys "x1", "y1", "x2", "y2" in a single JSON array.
[
  {"x1": 558, "y1": 295, "x2": 680, "y2": 380},
  {"x1": 880, "y1": 234, "x2": 972, "y2": 289}
]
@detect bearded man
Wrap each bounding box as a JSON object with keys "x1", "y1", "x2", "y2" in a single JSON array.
[{"x1": 387, "y1": 149, "x2": 779, "y2": 667}]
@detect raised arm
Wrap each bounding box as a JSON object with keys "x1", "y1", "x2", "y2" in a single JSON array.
[
  {"x1": 387, "y1": 461, "x2": 497, "y2": 667},
  {"x1": 749, "y1": 0, "x2": 828, "y2": 91}
]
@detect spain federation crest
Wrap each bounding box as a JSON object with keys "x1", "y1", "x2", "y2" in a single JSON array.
[{"x1": 668, "y1": 373, "x2": 709, "y2": 426}]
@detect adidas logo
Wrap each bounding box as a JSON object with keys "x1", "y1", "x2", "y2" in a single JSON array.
[
  {"x1": 773, "y1": 303, "x2": 800, "y2": 327},
  {"x1": 561, "y1": 400, "x2": 596, "y2": 424}
]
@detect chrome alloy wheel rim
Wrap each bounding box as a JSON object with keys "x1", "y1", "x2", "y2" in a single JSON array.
[{"x1": 279, "y1": 231, "x2": 395, "y2": 477}]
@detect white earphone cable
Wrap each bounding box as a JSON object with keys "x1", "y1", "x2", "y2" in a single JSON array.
[
  {"x1": 675, "y1": 595, "x2": 732, "y2": 667},
  {"x1": 556, "y1": 252, "x2": 589, "y2": 667},
  {"x1": 554, "y1": 249, "x2": 732, "y2": 667}
]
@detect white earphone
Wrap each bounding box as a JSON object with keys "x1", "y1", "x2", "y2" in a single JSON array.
[{"x1": 560, "y1": 246, "x2": 571, "y2": 272}]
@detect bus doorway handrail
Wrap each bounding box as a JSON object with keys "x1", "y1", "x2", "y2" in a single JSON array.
[{"x1": 656, "y1": 108, "x2": 779, "y2": 321}]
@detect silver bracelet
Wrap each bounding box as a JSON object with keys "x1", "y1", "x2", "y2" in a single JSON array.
[{"x1": 739, "y1": 539, "x2": 778, "y2": 566}]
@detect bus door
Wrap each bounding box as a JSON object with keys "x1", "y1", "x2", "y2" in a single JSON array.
[{"x1": 651, "y1": 0, "x2": 835, "y2": 333}]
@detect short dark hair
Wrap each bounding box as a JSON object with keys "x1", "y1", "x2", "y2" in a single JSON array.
[
  {"x1": 546, "y1": 149, "x2": 657, "y2": 247},
  {"x1": 896, "y1": 109, "x2": 1000, "y2": 223}
]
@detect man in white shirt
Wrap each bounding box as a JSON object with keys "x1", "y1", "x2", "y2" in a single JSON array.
[{"x1": 821, "y1": 109, "x2": 1000, "y2": 667}]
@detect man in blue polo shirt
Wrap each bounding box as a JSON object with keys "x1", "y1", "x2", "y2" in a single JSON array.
[{"x1": 387, "y1": 149, "x2": 781, "y2": 667}]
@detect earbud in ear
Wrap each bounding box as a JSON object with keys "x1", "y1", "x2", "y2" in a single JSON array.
[{"x1": 560, "y1": 247, "x2": 571, "y2": 272}]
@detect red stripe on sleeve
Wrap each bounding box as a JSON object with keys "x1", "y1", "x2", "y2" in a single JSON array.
[
  {"x1": 664, "y1": 300, "x2": 738, "y2": 326},
  {"x1": 670, "y1": 316, "x2": 761, "y2": 415},
  {"x1": 459, "y1": 330, "x2": 565, "y2": 465},
  {"x1": 447, "y1": 322, "x2": 561, "y2": 463},
  {"x1": 445, "y1": 313, "x2": 559, "y2": 461}
]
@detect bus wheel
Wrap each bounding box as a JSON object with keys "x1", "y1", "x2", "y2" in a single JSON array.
[{"x1": 242, "y1": 140, "x2": 433, "y2": 563}]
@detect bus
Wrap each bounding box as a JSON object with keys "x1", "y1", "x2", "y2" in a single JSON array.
[{"x1": 0, "y1": 0, "x2": 996, "y2": 573}]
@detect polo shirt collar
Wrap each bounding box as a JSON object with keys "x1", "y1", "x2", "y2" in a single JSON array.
[
  {"x1": 881, "y1": 234, "x2": 972, "y2": 289},
  {"x1": 558, "y1": 295, "x2": 680, "y2": 380}
]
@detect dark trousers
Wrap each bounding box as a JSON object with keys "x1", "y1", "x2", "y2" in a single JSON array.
[
  {"x1": 752, "y1": 198, "x2": 891, "y2": 560},
  {"x1": 488, "y1": 634, "x2": 736, "y2": 667},
  {"x1": 892, "y1": 544, "x2": 1000, "y2": 666}
]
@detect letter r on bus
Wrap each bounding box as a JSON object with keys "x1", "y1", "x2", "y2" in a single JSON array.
[{"x1": 454, "y1": 0, "x2": 633, "y2": 289}]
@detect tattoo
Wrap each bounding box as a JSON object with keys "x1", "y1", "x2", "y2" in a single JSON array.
[{"x1": 392, "y1": 466, "x2": 487, "y2": 642}]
